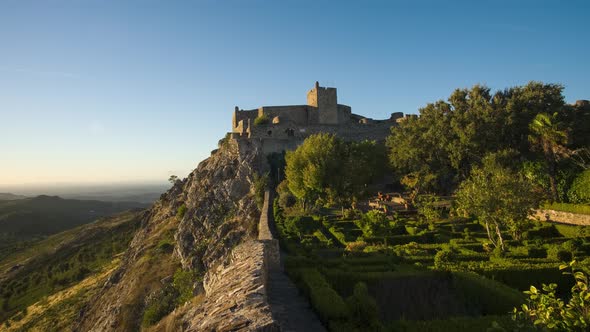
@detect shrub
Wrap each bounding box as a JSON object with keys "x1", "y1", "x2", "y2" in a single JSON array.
[
  {"x1": 526, "y1": 225, "x2": 560, "y2": 239},
  {"x1": 297, "y1": 268, "x2": 348, "y2": 323},
  {"x1": 342, "y1": 208, "x2": 360, "y2": 220},
  {"x1": 253, "y1": 172, "x2": 269, "y2": 210},
  {"x1": 253, "y1": 114, "x2": 270, "y2": 126},
  {"x1": 434, "y1": 247, "x2": 456, "y2": 269},
  {"x1": 329, "y1": 227, "x2": 347, "y2": 246},
  {"x1": 173, "y1": 268, "x2": 200, "y2": 304},
  {"x1": 527, "y1": 247, "x2": 547, "y2": 258},
  {"x1": 284, "y1": 216, "x2": 319, "y2": 237},
  {"x1": 355, "y1": 210, "x2": 389, "y2": 237},
  {"x1": 345, "y1": 282, "x2": 381, "y2": 329},
  {"x1": 416, "y1": 194, "x2": 442, "y2": 222},
  {"x1": 557, "y1": 250, "x2": 573, "y2": 262},
  {"x1": 142, "y1": 285, "x2": 178, "y2": 326},
  {"x1": 568, "y1": 169, "x2": 590, "y2": 204},
  {"x1": 453, "y1": 272, "x2": 523, "y2": 315},
  {"x1": 512, "y1": 262, "x2": 590, "y2": 331},
  {"x1": 176, "y1": 204, "x2": 187, "y2": 219},
  {"x1": 277, "y1": 180, "x2": 297, "y2": 209},
  {"x1": 345, "y1": 241, "x2": 368, "y2": 252}
]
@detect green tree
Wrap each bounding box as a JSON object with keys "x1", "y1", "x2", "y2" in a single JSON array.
[
  {"x1": 334, "y1": 140, "x2": 388, "y2": 210},
  {"x1": 285, "y1": 133, "x2": 345, "y2": 210},
  {"x1": 456, "y1": 152, "x2": 540, "y2": 250},
  {"x1": 168, "y1": 175, "x2": 179, "y2": 184},
  {"x1": 568, "y1": 169, "x2": 590, "y2": 204},
  {"x1": 528, "y1": 112, "x2": 569, "y2": 202}
]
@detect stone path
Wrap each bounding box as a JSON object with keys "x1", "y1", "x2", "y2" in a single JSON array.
[
  {"x1": 259, "y1": 190, "x2": 326, "y2": 332},
  {"x1": 267, "y1": 268, "x2": 326, "y2": 332}
]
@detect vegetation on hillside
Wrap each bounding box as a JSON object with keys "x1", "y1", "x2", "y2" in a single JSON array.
[
  {"x1": 0, "y1": 211, "x2": 141, "y2": 328},
  {"x1": 0, "y1": 195, "x2": 146, "y2": 260}
]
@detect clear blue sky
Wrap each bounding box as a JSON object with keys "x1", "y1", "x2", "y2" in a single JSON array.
[{"x1": 1, "y1": 0, "x2": 588, "y2": 186}]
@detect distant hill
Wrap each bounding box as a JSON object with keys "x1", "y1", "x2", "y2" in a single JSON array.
[
  {"x1": 0, "y1": 193, "x2": 27, "y2": 201},
  {"x1": 0, "y1": 195, "x2": 147, "y2": 241},
  {"x1": 62, "y1": 191, "x2": 163, "y2": 204}
]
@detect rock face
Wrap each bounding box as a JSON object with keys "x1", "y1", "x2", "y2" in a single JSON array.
[
  {"x1": 174, "y1": 139, "x2": 266, "y2": 271},
  {"x1": 76, "y1": 138, "x2": 270, "y2": 331}
]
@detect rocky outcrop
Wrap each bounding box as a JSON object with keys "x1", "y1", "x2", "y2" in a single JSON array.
[{"x1": 76, "y1": 139, "x2": 269, "y2": 331}]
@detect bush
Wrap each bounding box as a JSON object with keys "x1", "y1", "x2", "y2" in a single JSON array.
[
  {"x1": 568, "y1": 169, "x2": 590, "y2": 204},
  {"x1": 453, "y1": 272, "x2": 523, "y2": 315},
  {"x1": 434, "y1": 247, "x2": 456, "y2": 269},
  {"x1": 253, "y1": 114, "x2": 270, "y2": 126},
  {"x1": 416, "y1": 194, "x2": 442, "y2": 222},
  {"x1": 527, "y1": 247, "x2": 547, "y2": 258},
  {"x1": 345, "y1": 282, "x2": 382, "y2": 329},
  {"x1": 176, "y1": 204, "x2": 187, "y2": 219},
  {"x1": 355, "y1": 210, "x2": 389, "y2": 237},
  {"x1": 284, "y1": 216, "x2": 319, "y2": 237},
  {"x1": 342, "y1": 209, "x2": 360, "y2": 220},
  {"x1": 277, "y1": 180, "x2": 297, "y2": 209},
  {"x1": 142, "y1": 285, "x2": 178, "y2": 326},
  {"x1": 253, "y1": 172, "x2": 269, "y2": 210},
  {"x1": 526, "y1": 225, "x2": 560, "y2": 238},
  {"x1": 173, "y1": 268, "x2": 200, "y2": 304},
  {"x1": 296, "y1": 268, "x2": 348, "y2": 323}
]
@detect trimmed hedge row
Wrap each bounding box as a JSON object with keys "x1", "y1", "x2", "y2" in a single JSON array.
[
  {"x1": 289, "y1": 268, "x2": 348, "y2": 324},
  {"x1": 452, "y1": 272, "x2": 523, "y2": 315}
]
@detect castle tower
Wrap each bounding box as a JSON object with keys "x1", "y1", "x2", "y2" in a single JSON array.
[{"x1": 307, "y1": 81, "x2": 339, "y2": 125}]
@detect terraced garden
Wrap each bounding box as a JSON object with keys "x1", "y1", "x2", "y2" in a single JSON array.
[{"x1": 273, "y1": 200, "x2": 590, "y2": 331}]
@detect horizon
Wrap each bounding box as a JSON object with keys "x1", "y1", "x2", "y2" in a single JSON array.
[{"x1": 2, "y1": 0, "x2": 589, "y2": 186}]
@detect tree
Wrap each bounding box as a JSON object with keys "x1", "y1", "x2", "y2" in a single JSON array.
[
  {"x1": 528, "y1": 112, "x2": 569, "y2": 202},
  {"x1": 456, "y1": 152, "x2": 540, "y2": 250},
  {"x1": 285, "y1": 133, "x2": 345, "y2": 210},
  {"x1": 168, "y1": 175, "x2": 179, "y2": 184},
  {"x1": 335, "y1": 140, "x2": 388, "y2": 210}
]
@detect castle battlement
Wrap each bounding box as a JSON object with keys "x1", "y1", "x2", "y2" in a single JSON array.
[{"x1": 229, "y1": 82, "x2": 402, "y2": 154}]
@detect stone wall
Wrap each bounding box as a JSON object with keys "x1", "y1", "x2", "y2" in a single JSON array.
[
  {"x1": 260, "y1": 105, "x2": 310, "y2": 126},
  {"x1": 534, "y1": 209, "x2": 590, "y2": 226},
  {"x1": 183, "y1": 190, "x2": 282, "y2": 331},
  {"x1": 184, "y1": 240, "x2": 279, "y2": 331}
]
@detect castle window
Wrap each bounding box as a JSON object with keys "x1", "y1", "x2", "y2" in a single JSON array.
[
  {"x1": 267, "y1": 130, "x2": 272, "y2": 136},
  {"x1": 286, "y1": 128, "x2": 295, "y2": 137}
]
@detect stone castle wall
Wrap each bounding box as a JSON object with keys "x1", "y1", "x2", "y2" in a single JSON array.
[
  {"x1": 534, "y1": 209, "x2": 590, "y2": 226},
  {"x1": 230, "y1": 82, "x2": 400, "y2": 154}
]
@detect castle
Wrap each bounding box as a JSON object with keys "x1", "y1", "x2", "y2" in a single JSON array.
[{"x1": 229, "y1": 82, "x2": 409, "y2": 153}]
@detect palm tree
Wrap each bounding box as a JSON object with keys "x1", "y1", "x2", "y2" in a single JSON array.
[{"x1": 528, "y1": 113, "x2": 569, "y2": 202}]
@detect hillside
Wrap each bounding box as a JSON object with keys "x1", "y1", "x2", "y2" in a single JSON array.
[
  {"x1": 0, "y1": 194, "x2": 27, "y2": 201},
  {"x1": 0, "y1": 210, "x2": 142, "y2": 329},
  {"x1": 0, "y1": 196, "x2": 146, "y2": 237}
]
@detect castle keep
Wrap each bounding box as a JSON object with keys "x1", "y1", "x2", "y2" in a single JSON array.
[{"x1": 230, "y1": 82, "x2": 407, "y2": 153}]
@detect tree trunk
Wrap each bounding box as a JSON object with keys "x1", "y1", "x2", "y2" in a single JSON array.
[
  {"x1": 494, "y1": 222, "x2": 505, "y2": 251},
  {"x1": 484, "y1": 220, "x2": 498, "y2": 248}
]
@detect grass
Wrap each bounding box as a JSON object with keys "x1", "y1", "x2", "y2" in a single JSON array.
[
  {"x1": 543, "y1": 202, "x2": 590, "y2": 215},
  {"x1": 0, "y1": 211, "x2": 142, "y2": 322}
]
